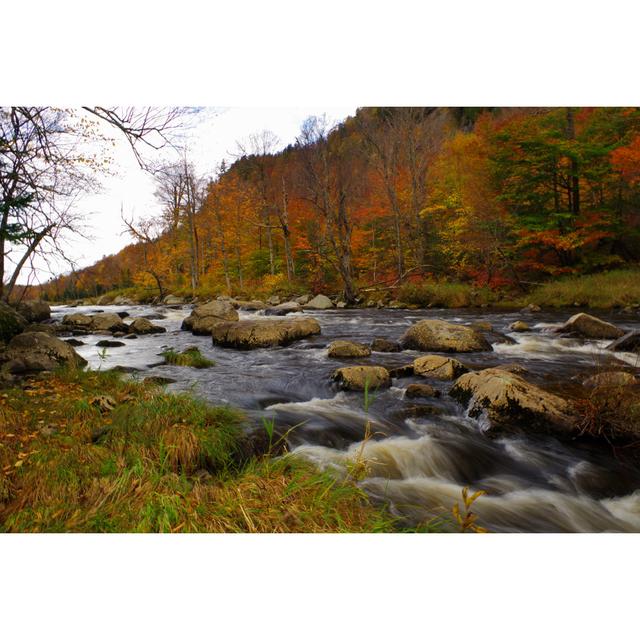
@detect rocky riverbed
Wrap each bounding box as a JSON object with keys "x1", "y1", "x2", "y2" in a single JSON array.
[{"x1": 17, "y1": 299, "x2": 634, "y2": 533}]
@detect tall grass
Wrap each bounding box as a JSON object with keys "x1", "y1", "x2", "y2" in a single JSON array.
[
  {"x1": 524, "y1": 269, "x2": 640, "y2": 309},
  {"x1": 161, "y1": 347, "x2": 215, "y2": 369},
  {"x1": 0, "y1": 367, "x2": 397, "y2": 532}
]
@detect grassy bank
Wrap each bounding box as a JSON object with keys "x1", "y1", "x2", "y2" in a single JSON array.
[{"x1": 0, "y1": 368, "x2": 397, "y2": 532}]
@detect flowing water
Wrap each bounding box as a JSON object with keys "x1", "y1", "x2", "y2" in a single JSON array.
[{"x1": 51, "y1": 303, "x2": 640, "y2": 532}]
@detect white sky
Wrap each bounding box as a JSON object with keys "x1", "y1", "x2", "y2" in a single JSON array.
[{"x1": 29, "y1": 106, "x2": 356, "y2": 283}]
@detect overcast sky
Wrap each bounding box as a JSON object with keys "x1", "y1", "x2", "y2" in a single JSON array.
[{"x1": 26, "y1": 106, "x2": 356, "y2": 284}]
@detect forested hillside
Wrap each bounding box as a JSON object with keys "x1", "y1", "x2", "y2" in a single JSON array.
[{"x1": 39, "y1": 107, "x2": 640, "y2": 303}]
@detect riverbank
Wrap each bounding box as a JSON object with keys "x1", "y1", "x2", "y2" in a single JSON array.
[
  {"x1": 49, "y1": 268, "x2": 640, "y2": 312},
  {"x1": 0, "y1": 368, "x2": 401, "y2": 532}
]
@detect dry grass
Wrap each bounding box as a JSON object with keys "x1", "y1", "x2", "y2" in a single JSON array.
[{"x1": 0, "y1": 368, "x2": 396, "y2": 533}]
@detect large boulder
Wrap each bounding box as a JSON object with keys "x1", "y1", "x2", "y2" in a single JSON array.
[
  {"x1": 163, "y1": 294, "x2": 185, "y2": 305},
  {"x1": 555, "y1": 313, "x2": 624, "y2": 340},
  {"x1": 238, "y1": 300, "x2": 267, "y2": 311},
  {"x1": 264, "y1": 301, "x2": 302, "y2": 316},
  {"x1": 211, "y1": 318, "x2": 321, "y2": 349},
  {"x1": 62, "y1": 312, "x2": 128, "y2": 333},
  {"x1": 509, "y1": 320, "x2": 530, "y2": 332},
  {"x1": 450, "y1": 367, "x2": 577, "y2": 436},
  {"x1": 607, "y1": 331, "x2": 640, "y2": 354},
  {"x1": 331, "y1": 366, "x2": 390, "y2": 391},
  {"x1": 0, "y1": 332, "x2": 87, "y2": 373},
  {"x1": 413, "y1": 354, "x2": 469, "y2": 380},
  {"x1": 304, "y1": 294, "x2": 334, "y2": 310},
  {"x1": 182, "y1": 300, "x2": 239, "y2": 333},
  {"x1": 89, "y1": 313, "x2": 129, "y2": 333},
  {"x1": 62, "y1": 313, "x2": 93, "y2": 329},
  {"x1": 0, "y1": 301, "x2": 27, "y2": 343},
  {"x1": 16, "y1": 299, "x2": 50, "y2": 323},
  {"x1": 127, "y1": 317, "x2": 167, "y2": 335},
  {"x1": 327, "y1": 340, "x2": 371, "y2": 358},
  {"x1": 400, "y1": 319, "x2": 491, "y2": 353}
]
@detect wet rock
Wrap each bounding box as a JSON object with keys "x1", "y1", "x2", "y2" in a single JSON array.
[
  {"x1": 117, "y1": 311, "x2": 130, "y2": 319},
  {"x1": 510, "y1": 320, "x2": 531, "y2": 332},
  {"x1": 388, "y1": 364, "x2": 415, "y2": 378},
  {"x1": 23, "y1": 323, "x2": 57, "y2": 335},
  {"x1": 398, "y1": 404, "x2": 444, "y2": 419},
  {"x1": 0, "y1": 302, "x2": 27, "y2": 344},
  {"x1": 331, "y1": 365, "x2": 390, "y2": 390},
  {"x1": 181, "y1": 300, "x2": 239, "y2": 333},
  {"x1": 238, "y1": 300, "x2": 267, "y2": 311},
  {"x1": 16, "y1": 299, "x2": 50, "y2": 323},
  {"x1": 400, "y1": 319, "x2": 491, "y2": 353},
  {"x1": 142, "y1": 313, "x2": 166, "y2": 320},
  {"x1": 521, "y1": 303, "x2": 542, "y2": 313},
  {"x1": 96, "y1": 340, "x2": 125, "y2": 348},
  {"x1": 405, "y1": 383, "x2": 441, "y2": 399},
  {"x1": 64, "y1": 338, "x2": 85, "y2": 347},
  {"x1": 112, "y1": 295, "x2": 135, "y2": 305},
  {"x1": 0, "y1": 332, "x2": 87, "y2": 373},
  {"x1": 327, "y1": 340, "x2": 371, "y2": 358},
  {"x1": 470, "y1": 321, "x2": 493, "y2": 332},
  {"x1": 211, "y1": 318, "x2": 321, "y2": 349},
  {"x1": 163, "y1": 294, "x2": 185, "y2": 305},
  {"x1": 495, "y1": 363, "x2": 528, "y2": 375},
  {"x1": 264, "y1": 301, "x2": 302, "y2": 316},
  {"x1": 123, "y1": 334, "x2": 138, "y2": 340},
  {"x1": 370, "y1": 338, "x2": 401, "y2": 352},
  {"x1": 413, "y1": 354, "x2": 469, "y2": 380},
  {"x1": 63, "y1": 312, "x2": 128, "y2": 333},
  {"x1": 555, "y1": 312, "x2": 624, "y2": 340},
  {"x1": 450, "y1": 367, "x2": 577, "y2": 436},
  {"x1": 304, "y1": 294, "x2": 334, "y2": 310},
  {"x1": 583, "y1": 371, "x2": 638, "y2": 389},
  {"x1": 294, "y1": 294, "x2": 311, "y2": 305},
  {"x1": 128, "y1": 317, "x2": 167, "y2": 335},
  {"x1": 112, "y1": 365, "x2": 142, "y2": 373},
  {"x1": 606, "y1": 331, "x2": 640, "y2": 354}
]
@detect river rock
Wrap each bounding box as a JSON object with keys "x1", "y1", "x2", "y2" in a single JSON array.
[
  {"x1": 90, "y1": 313, "x2": 129, "y2": 333},
  {"x1": 265, "y1": 301, "x2": 302, "y2": 316},
  {"x1": 583, "y1": 371, "x2": 638, "y2": 389},
  {"x1": 405, "y1": 383, "x2": 441, "y2": 399},
  {"x1": 331, "y1": 366, "x2": 390, "y2": 390},
  {"x1": 182, "y1": 300, "x2": 239, "y2": 333},
  {"x1": 304, "y1": 294, "x2": 334, "y2": 310},
  {"x1": 294, "y1": 294, "x2": 311, "y2": 305},
  {"x1": 470, "y1": 321, "x2": 493, "y2": 332},
  {"x1": 0, "y1": 332, "x2": 87, "y2": 373},
  {"x1": 336, "y1": 301, "x2": 347, "y2": 309},
  {"x1": 62, "y1": 312, "x2": 93, "y2": 329},
  {"x1": 606, "y1": 331, "x2": 640, "y2": 354},
  {"x1": 112, "y1": 295, "x2": 135, "y2": 305},
  {"x1": 238, "y1": 300, "x2": 267, "y2": 311},
  {"x1": 16, "y1": 299, "x2": 51, "y2": 323},
  {"x1": 65, "y1": 338, "x2": 85, "y2": 347},
  {"x1": 211, "y1": 318, "x2": 321, "y2": 349},
  {"x1": 266, "y1": 295, "x2": 281, "y2": 306},
  {"x1": 0, "y1": 302, "x2": 27, "y2": 343},
  {"x1": 370, "y1": 338, "x2": 401, "y2": 352},
  {"x1": 128, "y1": 317, "x2": 167, "y2": 335},
  {"x1": 400, "y1": 319, "x2": 491, "y2": 353},
  {"x1": 450, "y1": 367, "x2": 577, "y2": 435},
  {"x1": 413, "y1": 354, "x2": 469, "y2": 380},
  {"x1": 163, "y1": 294, "x2": 185, "y2": 305},
  {"x1": 96, "y1": 340, "x2": 125, "y2": 348},
  {"x1": 555, "y1": 312, "x2": 624, "y2": 340},
  {"x1": 23, "y1": 323, "x2": 57, "y2": 335},
  {"x1": 510, "y1": 320, "x2": 530, "y2": 332},
  {"x1": 388, "y1": 364, "x2": 415, "y2": 378},
  {"x1": 521, "y1": 304, "x2": 542, "y2": 313},
  {"x1": 327, "y1": 340, "x2": 371, "y2": 358}
]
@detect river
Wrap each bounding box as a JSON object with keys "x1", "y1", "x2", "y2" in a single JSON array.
[{"x1": 51, "y1": 303, "x2": 640, "y2": 532}]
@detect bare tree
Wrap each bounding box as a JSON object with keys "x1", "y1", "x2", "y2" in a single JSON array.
[{"x1": 296, "y1": 115, "x2": 359, "y2": 303}]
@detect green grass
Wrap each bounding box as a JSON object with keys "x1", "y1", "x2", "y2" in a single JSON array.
[
  {"x1": 397, "y1": 281, "x2": 499, "y2": 308},
  {"x1": 521, "y1": 269, "x2": 640, "y2": 309},
  {"x1": 0, "y1": 367, "x2": 398, "y2": 532},
  {"x1": 161, "y1": 347, "x2": 215, "y2": 369}
]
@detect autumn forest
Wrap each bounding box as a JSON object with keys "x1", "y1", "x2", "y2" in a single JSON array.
[{"x1": 38, "y1": 107, "x2": 640, "y2": 304}]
